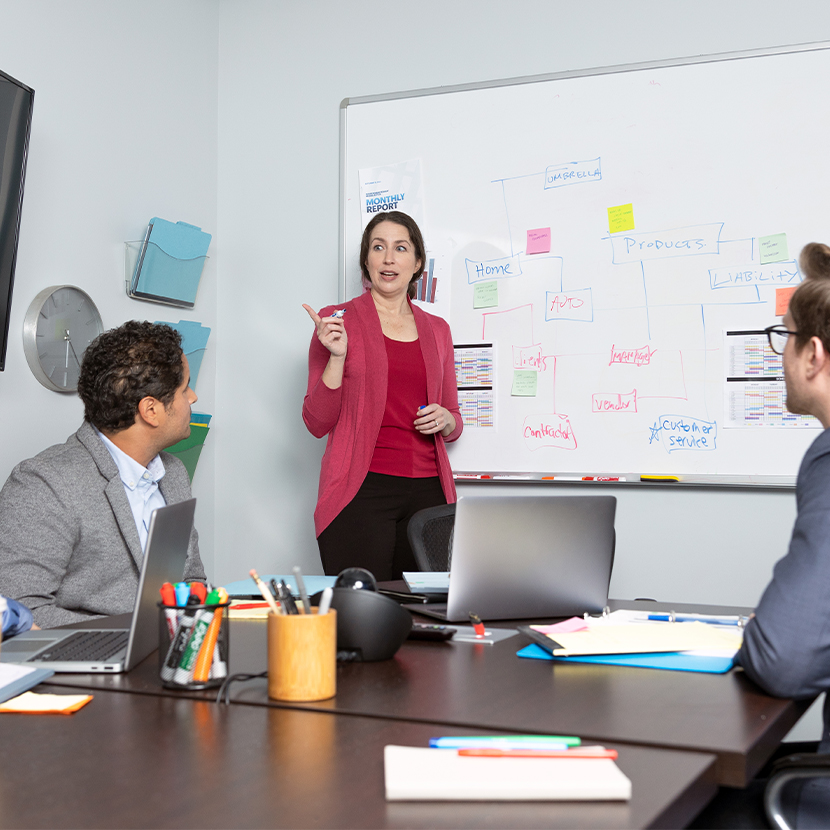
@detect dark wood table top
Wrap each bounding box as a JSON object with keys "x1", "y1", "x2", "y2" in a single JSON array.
[
  {"x1": 0, "y1": 682, "x2": 716, "y2": 829},
  {"x1": 44, "y1": 599, "x2": 809, "y2": 788}
]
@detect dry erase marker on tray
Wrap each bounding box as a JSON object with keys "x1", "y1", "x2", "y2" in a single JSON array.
[
  {"x1": 640, "y1": 475, "x2": 680, "y2": 482},
  {"x1": 459, "y1": 747, "x2": 618, "y2": 759},
  {"x1": 582, "y1": 476, "x2": 625, "y2": 482},
  {"x1": 454, "y1": 474, "x2": 491, "y2": 480}
]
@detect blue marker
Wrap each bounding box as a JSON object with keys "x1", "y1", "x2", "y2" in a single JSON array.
[
  {"x1": 331, "y1": 309, "x2": 345, "y2": 319},
  {"x1": 175, "y1": 581, "x2": 190, "y2": 607}
]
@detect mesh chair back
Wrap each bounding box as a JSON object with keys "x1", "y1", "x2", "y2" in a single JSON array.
[{"x1": 407, "y1": 503, "x2": 457, "y2": 571}]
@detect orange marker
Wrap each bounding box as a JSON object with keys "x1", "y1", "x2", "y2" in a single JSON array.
[{"x1": 192, "y1": 588, "x2": 227, "y2": 683}]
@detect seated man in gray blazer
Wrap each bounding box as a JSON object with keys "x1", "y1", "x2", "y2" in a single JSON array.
[
  {"x1": 0, "y1": 320, "x2": 205, "y2": 628},
  {"x1": 737, "y1": 275, "x2": 830, "y2": 828}
]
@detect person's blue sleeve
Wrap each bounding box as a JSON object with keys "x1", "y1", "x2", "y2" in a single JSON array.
[{"x1": 1, "y1": 596, "x2": 34, "y2": 637}]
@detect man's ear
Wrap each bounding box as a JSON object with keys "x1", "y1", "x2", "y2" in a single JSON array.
[
  {"x1": 136, "y1": 396, "x2": 163, "y2": 427},
  {"x1": 805, "y1": 336, "x2": 829, "y2": 380}
]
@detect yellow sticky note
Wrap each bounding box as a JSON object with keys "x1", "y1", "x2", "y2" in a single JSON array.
[{"x1": 608, "y1": 203, "x2": 635, "y2": 234}]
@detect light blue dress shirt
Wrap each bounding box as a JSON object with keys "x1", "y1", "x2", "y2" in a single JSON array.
[{"x1": 96, "y1": 430, "x2": 166, "y2": 552}]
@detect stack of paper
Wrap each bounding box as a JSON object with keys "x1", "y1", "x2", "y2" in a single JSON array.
[
  {"x1": 384, "y1": 745, "x2": 631, "y2": 801},
  {"x1": 518, "y1": 610, "x2": 742, "y2": 673}
]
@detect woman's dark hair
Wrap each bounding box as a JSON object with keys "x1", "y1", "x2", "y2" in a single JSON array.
[
  {"x1": 788, "y1": 276, "x2": 830, "y2": 356},
  {"x1": 359, "y1": 210, "x2": 426, "y2": 299},
  {"x1": 800, "y1": 242, "x2": 830, "y2": 281},
  {"x1": 77, "y1": 321, "x2": 184, "y2": 432}
]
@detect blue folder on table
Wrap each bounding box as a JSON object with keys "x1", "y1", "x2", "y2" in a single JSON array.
[
  {"x1": 517, "y1": 643, "x2": 735, "y2": 674},
  {"x1": 132, "y1": 218, "x2": 211, "y2": 308}
]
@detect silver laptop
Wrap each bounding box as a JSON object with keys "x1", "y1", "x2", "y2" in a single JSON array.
[
  {"x1": 408, "y1": 494, "x2": 616, "y2": 622},
  {"x1": 1, "y1": 498, "x2": 196, "y2": 672}
]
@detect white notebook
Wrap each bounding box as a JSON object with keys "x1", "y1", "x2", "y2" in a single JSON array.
[{"x1": 384, "y1": 746, "x2": 632, "y2": 801}]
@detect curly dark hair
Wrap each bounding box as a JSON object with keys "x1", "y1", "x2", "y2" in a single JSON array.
[
  {"x1": 359, "y1": 210, "x2": 426, "y2": 299},
  {"x1": 77, "y1": 321, "x2": 184, "y2": 432}
]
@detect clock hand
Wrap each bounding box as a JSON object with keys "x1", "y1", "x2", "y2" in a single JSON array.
[{"x1": 65, "y1": 331, "x2": 81, "y2": 367}]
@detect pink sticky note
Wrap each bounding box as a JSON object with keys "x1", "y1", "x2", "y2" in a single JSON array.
[
  {"x1": 776, "y1": 286, "x2": 797, "y2": 316},
  {"x1": 526, "y1": 227, "x2": 551, "y2": 255},
  {"x1": 532, "y1": 617, "x2": 588, "y2": 635}
]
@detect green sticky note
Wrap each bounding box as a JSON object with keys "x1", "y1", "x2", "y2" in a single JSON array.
[
  {"x1": 512, "y1": 370, "x2": 538, "y2": 397},
  {"x1": 759, "y1": 233, "x2": 789, "y2": 264},
  {"x1": 607, "y1": 203, "x2": 635, "y2": 234},
  {"x1": 474, "y1": 281, "x2": 499, "y2": 308}
]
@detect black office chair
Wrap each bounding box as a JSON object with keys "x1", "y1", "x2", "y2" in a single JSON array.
[
  {"x1": 764, "y1": 752, "x2": 830, "y2": 829},
  {"x1": 407, "y1": 503, "x2": 456, "y2": 571}
]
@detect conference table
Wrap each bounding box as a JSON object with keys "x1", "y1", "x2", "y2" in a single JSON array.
[{"x1": 6, "y1": 597, "x2": 811, "y2": 828}]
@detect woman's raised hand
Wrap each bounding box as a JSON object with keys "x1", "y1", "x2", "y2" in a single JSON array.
[{"x1": 303, "y1": 304, "x2": 348, "y2": 359}]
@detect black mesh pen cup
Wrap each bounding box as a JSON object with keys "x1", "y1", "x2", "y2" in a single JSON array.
[{"x1": 158, "y1": 601, "x2": 230, "y2": 690}]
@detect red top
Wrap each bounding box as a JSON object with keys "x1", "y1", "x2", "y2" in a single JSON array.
[
  {"x1": 369, "y1": 337, "x2": 438, "y2": 478},
  {"x1": 302, "y1": 291, "x2": 463, "y2": 537}
]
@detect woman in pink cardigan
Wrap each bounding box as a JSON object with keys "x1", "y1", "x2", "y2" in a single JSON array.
[{"x1": 303, "y1": 212, "x2": 463, "y2": 580}]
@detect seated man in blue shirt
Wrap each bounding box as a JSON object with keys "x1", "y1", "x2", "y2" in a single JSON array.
[
  {"x1": 0, "y1": 321, "x2": 205, "y2": 628},
  {"x1": 737, "y1": 275, "x2": 830, "y2": 827}
]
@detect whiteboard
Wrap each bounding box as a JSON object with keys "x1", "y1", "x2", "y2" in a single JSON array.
[{"x1": 340, "y1": 43, "x2": 830, "y2": 483}]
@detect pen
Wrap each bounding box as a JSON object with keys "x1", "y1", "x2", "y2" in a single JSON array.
[
  {"x1": 249, "y1": 569, "x2": 281, "y2": 615},
  {"x1": 582, "y1": 476, "x2": 625, "y2": 482},
  {"x1": 293, "y1": 566, "x2": 312, "y2": 614},
  {"x1": 640, "y1": 475, "x2": 680, "y2": 482},
  {"x1": 278, "y1": 580, "x2": 299, "y2": 614},
  {"x1": 469, "y1": 612, "x2": 486, "y2": 637},
  {"x1": 430, "y1": 735, "x2": 581, "y2": 749},
  {"x1": 459, "y1": 747, "x2": 618, "y2": 759},
  {"x1": 330, "y1": 309, "x2": 346, "y2": 318},
  {"x1": 454, "y1": 474, "x2": 492, "y2": 480},
  {"x1": 318, "y1": 586, "x2": 333, "y2": 616},
  {"x1": 647, "y1": 613, "x2": 745, "y2": 626}
]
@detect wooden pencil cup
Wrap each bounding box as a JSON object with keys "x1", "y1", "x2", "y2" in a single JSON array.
[{"x1": 267, "y1": 609, "x2": 337, "y2": 702}]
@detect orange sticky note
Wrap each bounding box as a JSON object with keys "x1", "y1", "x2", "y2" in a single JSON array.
[{"x1": 776, "y1": 286, "x2": 797, "y2": 316}]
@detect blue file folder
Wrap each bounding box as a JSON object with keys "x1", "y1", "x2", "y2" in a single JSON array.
[
  {"x1": 132, "y1": 218, "x2": 211, "y2": 308},
  {"x1": 517, "y1": 643, "x2": 735, "y2": 674}
]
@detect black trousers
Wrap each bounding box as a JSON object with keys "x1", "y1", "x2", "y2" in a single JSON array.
[{"x1": 317, "y1": 472, "x2": 446, "y2": 581}]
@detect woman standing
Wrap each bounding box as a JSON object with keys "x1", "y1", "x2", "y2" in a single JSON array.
[{"x1": 303, "y1": 211, "x2": 462, "y2": 580}]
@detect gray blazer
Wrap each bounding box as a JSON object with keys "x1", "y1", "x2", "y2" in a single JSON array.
[{"x1": 0, "y1": 422, "x2": 204, "y2": 628}]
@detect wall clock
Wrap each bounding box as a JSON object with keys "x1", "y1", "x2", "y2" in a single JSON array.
[{"x1": 23, "y1": 285, "x2": 104, "y2": 392}]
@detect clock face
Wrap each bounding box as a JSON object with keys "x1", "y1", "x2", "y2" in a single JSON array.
[{"x1": 23, "y1": 286, "x2": 104, "y2": 392}]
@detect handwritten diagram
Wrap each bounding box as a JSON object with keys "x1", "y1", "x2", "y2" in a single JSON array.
[{"x1": 344, "y1": 44, "x2": 830, "y2": 476}]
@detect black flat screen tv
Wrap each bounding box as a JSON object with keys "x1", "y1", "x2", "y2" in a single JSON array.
[{"x1": 0, "y1": 69, "x2": 33, "y2": 371}]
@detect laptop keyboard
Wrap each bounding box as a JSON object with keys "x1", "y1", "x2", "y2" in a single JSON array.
[{"x1": 31, "y1": 630, "x2": 128, "y2": 663}]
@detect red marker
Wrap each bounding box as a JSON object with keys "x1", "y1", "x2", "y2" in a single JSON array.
[
  {"x1": 160, "y1": 583, "x2": 178, "y2": 638},
  {"x1": 469, "y1": 612, "x2": 486, "y2": 637},
  {"x1": 189, "y1": 582, "x2": 207, "y2": 604}
]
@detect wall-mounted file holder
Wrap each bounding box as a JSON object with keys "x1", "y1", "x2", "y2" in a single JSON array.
[{"x1": 125, "y1": 218, "x2": 211, "y2": 308}]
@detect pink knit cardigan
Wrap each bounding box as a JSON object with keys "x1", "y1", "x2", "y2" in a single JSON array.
[{"x1": 303, "y1": 291, "x2": 463, "y2": 537}]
